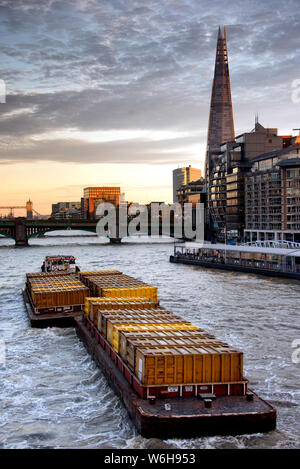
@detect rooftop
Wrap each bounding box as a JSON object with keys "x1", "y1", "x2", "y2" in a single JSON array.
[
  {"x1": 251, "y1": 145, "x2": 300, "y2": 163},
  {"x1": 182, "y1": 242, "x2": 300, "y2": 257}
]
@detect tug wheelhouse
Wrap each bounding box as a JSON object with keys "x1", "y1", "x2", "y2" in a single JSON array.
[{"x1": 42, "y1": 255, "x2": 77, "y2": 273}]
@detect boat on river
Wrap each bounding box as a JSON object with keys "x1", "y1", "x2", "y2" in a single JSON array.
[
  {"x1": 41, "y1": 255, "x2": 79, "y2": 273},
  {"x1": 22, "y1": 265, "x2": 276, "y2": 438},
  {"x1": 170, "y1": 243, "x2": 300, "y2": 280}
]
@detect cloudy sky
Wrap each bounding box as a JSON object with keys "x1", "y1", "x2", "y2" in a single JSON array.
[{"x1": 0, "y1": 0, "x2": 299, "y2": 214}]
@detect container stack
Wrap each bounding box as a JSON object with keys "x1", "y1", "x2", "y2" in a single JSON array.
[
  {"x1": 84, "y1": 297, "x2": 159, "y2": 324},
  {"x1": 82, "y1": 270, "x2": 244, "y2": 392},
  {"x1": 27, "y1": 272, "x2": 89, "y2": 313},
  {"x1": 80, "y1": 271, "x2": 158, "y2": 301},
  {"x1": 26, "y1": 268, "x2": 245, "y2": 396}
]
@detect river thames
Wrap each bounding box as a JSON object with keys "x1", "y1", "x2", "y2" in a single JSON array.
[{"x1": 0, "y1": 235, "x2": 299, "y2": 449}]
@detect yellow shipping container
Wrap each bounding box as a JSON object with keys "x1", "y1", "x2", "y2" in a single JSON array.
[
  {"x1": 98, "y1": 309, "x2": 180, "y2": 337},
  {"x1": 102, "y1": 286, "x2": 158, "y2": 302},
  {"x1": 134, "y1": 345, "x2": 243, "y2": 385},
  {"x1": 84, "y1": 296, "x2": 158, "y2": 317},
  {"x1": 107, "y1": 321, "x2": 199, "y2": 353},
  {"x1": 91, "y1": 300, "x2": 158, "y2": 323},
  {"x1": 79, "y1": 270, "x2": 122, "y2": 278},
  {"x1": 26, "y1": 272, "x2": 71, "y2": 280},
  {"x1": 79, "y1": 270, "x2": 122, "y2": 284}
]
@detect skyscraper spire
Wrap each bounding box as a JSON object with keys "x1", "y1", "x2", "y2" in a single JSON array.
[{"x1": 204, "y1": 26, "x2": 235, "y2": 179}]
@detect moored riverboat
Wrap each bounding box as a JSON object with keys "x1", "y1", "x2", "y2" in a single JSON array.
[{"x1": 170, "y1": 243, "x2": 300, "y2": 280}]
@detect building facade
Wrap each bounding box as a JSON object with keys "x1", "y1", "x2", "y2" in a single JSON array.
[
  {"x1": 203, "y1": 27, "x2": 300, "y2": 243},
  {"x1": 205, "y1": 26, "x2": 235, "y2": 181},
  {"x1": 244, "y1": 142, "x2": 300, "y2": 242},
  {"x1": 82, "y1": 187, "x2": 121, "y2": 219},
  {"x1": 177, "y1": 178, "x2": 206, "y2": 208},
  {"x1": 51, "y1": 201, "x2": 81, "y2": 219},
  {"x1": 208, "y1": 123, "x2": 293, "y2": 240},
  {"x1": 173, "y1": 166, "x2": 202, "y2": 203}
]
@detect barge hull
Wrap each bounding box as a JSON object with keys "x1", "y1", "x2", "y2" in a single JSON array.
[
  {"x1": 22, "y1": 289, "x2": 81, "y2": 328},
  {"x1": 170, "y1": 255, "x2": 300, "y2": 280},
  {"x1": 75, "y1": 317, "x2": 276, "y2": 439}
]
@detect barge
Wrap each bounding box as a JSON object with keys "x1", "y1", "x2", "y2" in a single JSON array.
[
  {"x1": 76, "y1": 314, "x2": 276, "y2": 438},
  {"x1": 23, "y1": 266, "x2": 277, "y2": 438},
  {"x1": 170, "y1": 243, "x2": 300, "y2": 280},
  {"x1": 22, "y1": 288, "x2": 82, "y2": 328}
]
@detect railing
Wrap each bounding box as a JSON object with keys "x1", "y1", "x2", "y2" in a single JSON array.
[
  {"x1": 173, "y1": 252, "x2": 297, "y2": 273},
  {"x1": 242, "y1": 240, "x2": 300, "y2": 249}
]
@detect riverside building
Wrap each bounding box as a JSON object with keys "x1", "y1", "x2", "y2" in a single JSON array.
[
  {"x1": 81, "y1": 187, "x2": 121, "y2": 220},
  {"x1": 173, "y1": 166, "x2": 202, "y2": 203},
  {"x1": 244, "y1": 140, "x2": 300, "y2": 243}
]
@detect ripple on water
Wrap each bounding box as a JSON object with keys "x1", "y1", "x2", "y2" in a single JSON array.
[{"x1": 0, "y1": 239, "x2": 299, "y2": 448}]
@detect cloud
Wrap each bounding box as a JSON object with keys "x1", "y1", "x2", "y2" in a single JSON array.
[
  {"x1": 0, "y1": 0, "x2": 299, "y2": 167},
  {"x1": 0, "y1": 131, "x2": 203, "y2": 165}
]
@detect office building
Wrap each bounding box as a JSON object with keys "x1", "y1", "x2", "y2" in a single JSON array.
[
  {"x1": 173, "y1": 166, "x2": 202, "y2": 203},
  {"x1": 82, "y1": 187, "x2": 121, "y2": 219},
  {"x1": 244, "y1": 139, "x2": 300, "y2": 242},
  {"x1": 51, "y1": 201, "x2": 81, "y2": 219},
  {"x1": 205, "y1": 26, "x2": 235, "y2": 181}
]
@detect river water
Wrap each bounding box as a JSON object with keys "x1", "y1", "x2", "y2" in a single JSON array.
[{"x1": 0, "y1": 235, "x2": 299, "y2": 449}]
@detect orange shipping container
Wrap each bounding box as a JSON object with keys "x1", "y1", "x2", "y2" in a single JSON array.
[
  {"x1": 134, "y1": 345, "x2": 243, "y2": 385},
  {"x1": 119, "y1": 333, "x2": 229, "y2": 365},
  {"x1": 32, "y1": 287, "x2": 89, "y2": 308}
]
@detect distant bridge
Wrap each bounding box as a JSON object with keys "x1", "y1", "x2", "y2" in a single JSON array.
[
  {"x1": 0, "y1": 199, "x2": 40, "y2": 219},
  {"x1": 0, "y1": 217, "x2": 191, "y2": 246}
]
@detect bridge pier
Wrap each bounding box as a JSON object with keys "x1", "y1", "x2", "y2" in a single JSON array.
[
  {"x1": 15, "y1": 238, "x2": 29, "y2": 247},
  {"x1": 109, "y1": 238, "x2": 122, "y2": 244},
  {"x1": 15, "y1": 218, "x2": 29, "y2": 247}
]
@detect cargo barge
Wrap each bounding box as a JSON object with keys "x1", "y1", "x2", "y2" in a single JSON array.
[
  {"x1": 23, "y1": 268, "x2": 88, "y2": 328},
  {"x1": 170, "y1": 243, "x2": 300, "y2": 280},
  {"x1": 22, "y1": 288, "x2": 82, "y2": 328},
  {"x1": 23, "y1": 267, "x2": 277, "y2": 438}
]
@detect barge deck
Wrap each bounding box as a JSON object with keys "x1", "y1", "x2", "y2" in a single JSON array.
[{"x1": 75, "y1": 316, "x2": 276, "y2": 439}]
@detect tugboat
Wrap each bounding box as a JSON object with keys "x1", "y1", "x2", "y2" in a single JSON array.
[
  {"x1": 23, "y1": 255, "x2": 83, "y2": 328},
  {"x1": 41, "y1": 255, "x2": 79, "y2": 273}
]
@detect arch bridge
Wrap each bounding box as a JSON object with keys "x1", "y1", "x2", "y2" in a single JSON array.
[{"x1": 0, "y1": 217, "x2": 190, "y2": 246}]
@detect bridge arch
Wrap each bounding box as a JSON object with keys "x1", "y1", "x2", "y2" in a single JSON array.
[
  {"x1": 26, "y1": 226, "x2": 98, "y2": 239},
  {"x1": 0, "y1": 231, "x2": 15, "y2": 240}
]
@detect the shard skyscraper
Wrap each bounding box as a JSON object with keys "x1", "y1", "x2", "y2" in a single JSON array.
[{"x1": 205, "y1": 26, "x2": 235, "y2": 180}]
